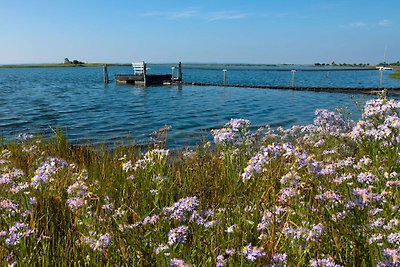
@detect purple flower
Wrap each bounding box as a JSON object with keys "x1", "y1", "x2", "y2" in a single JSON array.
[
  {"x1": 242, "y1": 243, "x2": 266, "y2": 262},
  {"x1": 216, "y1": 255, "x2": 227, "y2": 267},
  {"x1": 81, "y1": 232, "x2": 111, "y2": 252},
  {"x1": 310, "y1": 257, "x2": 342, "y2": 267},
  {"x1": 271, "y1": 253, "x2": 288, "y2": 265},
  {"x1": 170, "y1": 258, "x2": 190, "y2": 267},
  {"x1": 163, "y1": 196, "x2": 199, "y2": 221},
  {"x1": 67, "y1": 197, "x2": 86, "y2": 212},
  {"x1": 31, "y1": 157, "x2": 68, "y2": 188},
  {"x1": 168, "y1": 226, "x2": 189, "y2": 246}
]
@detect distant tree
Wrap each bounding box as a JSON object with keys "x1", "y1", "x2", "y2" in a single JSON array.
[
  {"x1": 331, "y1": 61, "x2": 336, "y2": 66},
  {"x1": 72, "y1": 60, "x2": 84, "y2": 65},
  {"x1": 64, "y1": 58, "x2": 70, "y2": 64}
]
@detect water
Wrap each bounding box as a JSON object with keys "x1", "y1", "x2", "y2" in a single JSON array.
[{"x1": 0, "y1": 65, "x2": 399, "y2": 148}]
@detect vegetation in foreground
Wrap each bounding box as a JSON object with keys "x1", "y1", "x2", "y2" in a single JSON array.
[{"x1": 1, "y1": 95, "x2": 400, "y2": 266}]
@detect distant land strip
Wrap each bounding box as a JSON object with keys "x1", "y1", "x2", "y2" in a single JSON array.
[{"x1": 0, "y1": 63, "x2": 131, "y2": 68}]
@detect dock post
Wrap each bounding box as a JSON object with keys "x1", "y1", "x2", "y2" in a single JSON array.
[
  {"x1": 379, "y1": 67, "x2": 383, "y2": 89},
  {"x1": 103, "y1": 64, "x2": 109, "y2": 84},
  {"x1": 291, "y1": 70, "x2": 296, "y2": 88},
  {"x1": 143, "y1": 61, "x2": 147, "y2": 86},
  {"x1": 178, "y1": 62, "x2": 182, "y2": 81},
  {"x1": 171, "y1": 67, "x2": 175, "y2": 81},
  {"x1": 223, "y1": 69, "x2": 227, "y2": 86}
]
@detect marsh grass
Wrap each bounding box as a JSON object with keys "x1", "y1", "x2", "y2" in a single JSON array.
[
  {"x1": 1, "y1": 97, "x2": 400, "y2": 266},
  {"x1": 390, "y1": 69, "x2": 400, "y2": 80}
]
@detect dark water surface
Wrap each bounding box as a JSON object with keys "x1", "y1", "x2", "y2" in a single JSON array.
[{"x1": 0, "y1": 65, "x2": 399, "y2": 148}]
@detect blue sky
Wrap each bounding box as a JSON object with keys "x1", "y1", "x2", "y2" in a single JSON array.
[{"x1": 0, "y1": 0, "x2": 399, "y2": 64}]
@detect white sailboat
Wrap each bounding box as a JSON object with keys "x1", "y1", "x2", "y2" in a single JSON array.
[{"x1": 383, "y1": 46, "x2": 393, "y2": 71}]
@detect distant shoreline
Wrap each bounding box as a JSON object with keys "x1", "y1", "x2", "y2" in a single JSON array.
[
  {"x1": 0, "y1": 63, "x2": 131, "y2": 69},
  {"x1": 1, "y1": 62, "x2": 399, "y2": 75},
  {"x1": 0, "y1": 62, "x2": 388, "y2": 69}
]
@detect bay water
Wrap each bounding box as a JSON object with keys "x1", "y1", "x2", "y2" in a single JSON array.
[{"x1": 0, "y1": 65, "x2": 399, "y2": 148}]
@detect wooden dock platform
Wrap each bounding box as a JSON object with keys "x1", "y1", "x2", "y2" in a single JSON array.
[
  {"x1": 115, "y1": 74, "x2": 173, "y2": 85},
  {"x1": 115, "y1": 61, "x2": 181, "y2": 86}
]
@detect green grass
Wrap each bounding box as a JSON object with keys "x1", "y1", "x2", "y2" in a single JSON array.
[
  {"x1": 390, "y1": 69, "x2": 400, "y2": 79},
  {"x1": 1, "y1": 97, "x2": 400, "y2": 266}
]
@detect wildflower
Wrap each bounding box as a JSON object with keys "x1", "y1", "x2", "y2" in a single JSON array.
[
  {"x1": 225, "y1": 224, "x2": 236, "y2": 233},
  {"x1": 124, "y1": 148, "x2": 169, "y2": 172},
  {"x1": 315, "y1": 190, "x2": 342, "y2": 204},
  {"x1": 382, "y1": 248, "x2": 400, "y2": 265},
  {"x1": 5, "y1": 222, "x2": 32, "y2": 246},
  {"x1": 314, "y1": 108, "x2": 352, "y2": 137},
  {"x1": 242, "y1": 243, "x2": 266, "y2": 262},
  {"x1": 67, "y1": 197, "x2": 87, "y2": 211},
  {"x1": 163, "y1": 196, "x2": 199, "y2": 221},
  {"x1": 17, "y1": 133, "x2": 34, "y2": 141},
  {"x1": 357, "y1": 172, "x2": 378, "y2": 185},
  {"x1": 154, "y1": 244, "x2": 168, "y2": 255},
  {"x1": 204, "y1": 220, "x2": 219, "y2": 228},
  {"x1": 388, "y1": 233, "x2": 400, "y2": 246},
  {"x1": 150, "y1": 189, "x2": 159, "y2": 195},
  {"x1": 168, "y1": 226, "x2": 188, "y2": 246},
  {"x1": 216, "y1": 255, "x2": 227, "y2": 267},
  {"x1": 310, "y1": 257, "x2": 342, "y2": 267},
  {"x1": 122, "y1": 160, "x2": 133, "y2": 172},
  {"x1": 170, "y1": 258, "x2": 190, "y2": 267},
  {"x1": 270, "y1": 253, "x2": 288, "y2": 266},
  {"x1": 81, "y1": 232, "x2": 111, "y2": 252},
  {"x1": 226, "y1": 248, "x2": 236, "y2": 256},
  {"x1": 211, "y1": 118, "x2": 251, "y2": 145},
  {"x1": 183, "y1": 150, "x2": 196, "y2": 159},
  {"x1": 31, "y1": 157, "x2": 68, "y2": 188},
  {"x1": 142, "y1": 215, "x2": 160, "y2": 225}
]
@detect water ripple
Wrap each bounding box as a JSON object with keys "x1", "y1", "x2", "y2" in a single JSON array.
[{"x1": 0, "y1": 66, "x2": 399, "y2": 148}]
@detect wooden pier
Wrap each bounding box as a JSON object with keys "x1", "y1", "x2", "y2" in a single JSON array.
[
  {"x1": 115, "y1": 61, "x2": 181, "y2": 86},
  {"x1": 178, "y1": 81, "x2": 400, "y2": 95},
  {"x1": 112, "y1": 62, "x2": 400, "y2": 95}
]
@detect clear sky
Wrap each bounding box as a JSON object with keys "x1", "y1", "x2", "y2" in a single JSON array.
[{"x1": 0, "y1": 0, "x2": 399, "y2": 64}]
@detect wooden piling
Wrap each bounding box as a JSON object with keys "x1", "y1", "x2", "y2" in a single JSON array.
[
  {"x1": 223, "y1": 69, "x2": 227, "y2": 86},
  {"x1": 291, "y1": 70, "x2": 296, "y2": 88},
  {"x1": 143, "y1": 61, "x2": 147, "y2": 86},
  {"x1": 103, "y1": 64, "x2": 109, "y2": 84},
  {"x1": 177, "y1": 62, "x2": 182, "y2": 81}
]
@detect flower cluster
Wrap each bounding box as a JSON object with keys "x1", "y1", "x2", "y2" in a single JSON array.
[
  {"x1": 167, "y1": 226, "x2": 188, "y2": 246},
  {"x1": 350, "y1": 98, "x2": 400, "y2": 145},
  {"x1": 81, "y1": 231, "x2": 111, "y2": 252},
  {"x1": 242, "y1": 243, "x2": 266, "y2": 261},
  {"x1": 211, "y1": 118, "x2": 251, "y2": 145},
  {"x1": 31, "y1": 157, "x2": 68, "y2": 188},
  {"x1": 122, "y1": 148, "x2": 169, "y2": 172},
  {"x1": 66, "y1": 170, "x2": 89, "y2": 212}
]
